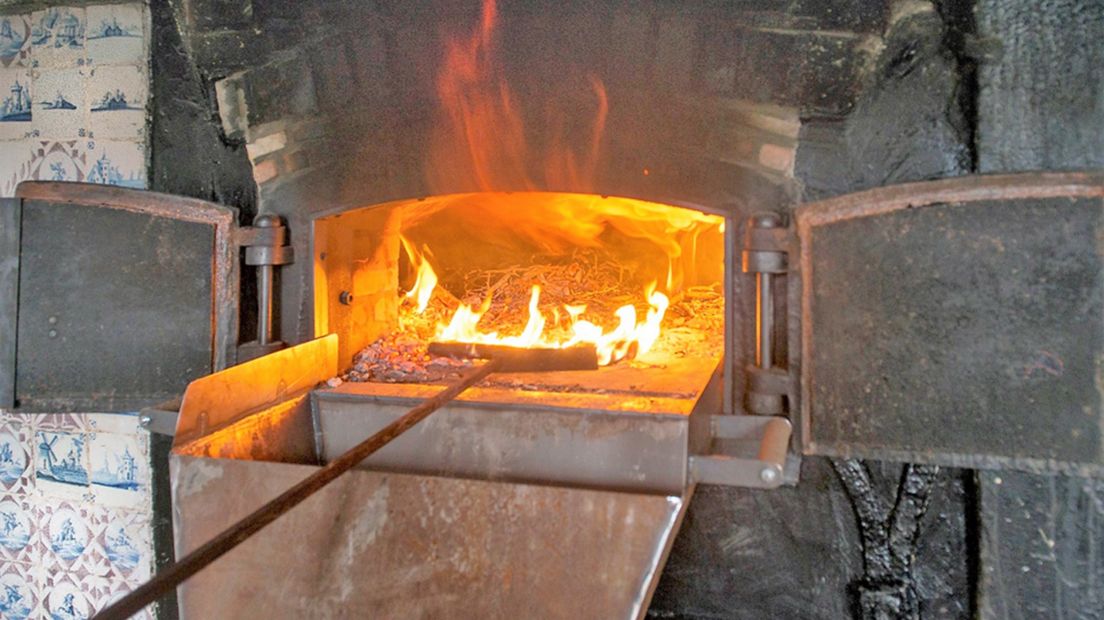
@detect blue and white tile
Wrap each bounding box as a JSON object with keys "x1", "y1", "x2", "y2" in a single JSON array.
[
  {"x1": 0, "y1": 67, "x2": 33, "y2": 140},
  {"x1": 33, "y1": 430, "x2": 91, "y2": 501},
  {"x1": 27, "y1": 413, "x2": 89, "y2": 433},
  {"x1": 30, "y1": 7, "x2": 85, "y2": 69},
  {"x1": 0, "y1": 138, "x2": 33, "y2": 197},
  {"x1": 99, "y1": 581, "x2": 154, "y2": 620},
  {"x1": 88, "y1": 432, "x2": 148, "y2": 510},
  {"x1": 28, "y1": 139, "x2": 87, "y2": 184},
  {"x1": 0, "y1": 419, "x2": 33, "y2": 495},
  {"x1": 41, "y1": 504, "x2": 91, "y2": 566},
  {"x1": 97, "y1": 508, "x2": 150, "y2": 583},
  {"x1": 86, "y1": 3, "x2": 146, "y2": 67},
  {"x1": 31, "y1": 67, "x2": 85, "y2": 140},
  {"x1": 0, "y1": 495, "x2": 36, "y2": 565},
  {"x1": 82, "y1": 139, "x2": 144, "y2": 189},
  {"x1": 86, "y1": 413, "x2": 143, "y2": 436},
  {"x1": 87, "y1": 64, "x2": 145, "y2": 140},
  {"x1": 40, "y1": 571, "x2": 94, "y2": 620},
  {"x1": 0, "y1": 14, "x2": 32, "y2": 68},
  {"x1": 0, "y1": 561, "x2": 37, "y2": 620}
]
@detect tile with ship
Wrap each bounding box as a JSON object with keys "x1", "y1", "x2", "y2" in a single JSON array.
[
  {"x1": 33, "y1": 430, "x2": 90, "y2": 501},
  {"x1": 88, "y1": 432, "x2": 148, "y2": 510},
  {"x1": 31, "y1": 67, "x2": 85, "y2": 140}
]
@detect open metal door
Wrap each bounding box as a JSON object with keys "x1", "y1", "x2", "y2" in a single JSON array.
[
  {"x1": 794, "y1": 171, "x2": 1103, "y2": 476},
  {"x1": 0, "y1": 182, "x2": 238, "y2": 412}
]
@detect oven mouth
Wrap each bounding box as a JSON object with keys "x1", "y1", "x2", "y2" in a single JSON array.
[{"x1": 311, "y1": 190, "x2": 729, "y2": 407}]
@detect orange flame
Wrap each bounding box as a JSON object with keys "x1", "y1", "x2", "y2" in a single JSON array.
[
  {"x1": 409, "y1": 251, "x2": 668, "y2": 366},
  {"x1": 400, "y1": 236, "x2": 438, "y2": 314},
  {"x1": 428, "y1": 0, "x2": 608, "y2": 192}
]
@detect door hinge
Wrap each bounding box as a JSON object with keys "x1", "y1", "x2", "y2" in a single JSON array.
[
  {"x1": 235, "y1": 214, "x2": 294, "y2": 362},
  {"x1": 742, "y1": 213, "x2": 796, "y2": 417}
]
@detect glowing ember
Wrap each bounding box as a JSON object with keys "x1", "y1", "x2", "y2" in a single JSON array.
[{"x1": 402, "y1": 243, "x2": 669, "y2": 366}]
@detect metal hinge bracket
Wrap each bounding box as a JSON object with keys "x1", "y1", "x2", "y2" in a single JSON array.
[
  {"x1": 742, "y1": 213, "x2": 795, "y2": 416},
  {"x1": 236, "y1": 214, "x2": 295, "y2": 362}
]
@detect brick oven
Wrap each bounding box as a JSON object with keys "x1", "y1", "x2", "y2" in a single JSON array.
[{"x1": 1, "y1": 0, "x2": 1103, "y2": 618}]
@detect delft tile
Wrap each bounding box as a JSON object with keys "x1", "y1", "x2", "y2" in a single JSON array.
[
  {"x1": 33, "y1": 430, "x2": 92, "y2": 502},
  {"x1": 0, "y1": 14, "x2": 32, "y2": 69},
  {"x1": 87, "y1": 432, "x2": 148, "y2": 510},
  {"x1": 0, "y1": 67, "x2": 33, "y2": 140},
  {"x1": 96, "y1": 507, "x2": 151, "y2": 583},
  {"x1": 28, "y1": 139, "x2": 88, "y2": 184},
  {"x1": 40, "y1": 570, "x2": 96, "y2": 620},
  {"x1": 27, "y1": 413, "x2": 89, "y2": 433},
  {"x1": 0, "y1": 138, "x2": 33, "y2": 197},
  {"x1": 37, "y1": 500, "x2": 108, "y2": 577},
  {"x1": 83, "y1": 139, "x2": 144, "y2": 188},
  {"x1": 100, "y1": 581, "x2": 154, "y2": 620},
  {"x1": 0, "y1": 419, "x2": 34, "y2": 495},
  {"x1": 0, "y1": 494, "x2": 37, "y2": 565},
  {"x1": 87, "y1": 64, "x2": 145, "y2": 141},
  {"x1": 31, "y1": 66, "x2": 85, "y2": 140},
  {"x1": 86, "y1": 413, "x2": 144, "y2": 436},
  {"x1": 85, "y1": 4, "x2": 146, "y2": 67},
  {"x1": 0, "y1": 560, "x2": 37, "y2": 620},
  {"x1": 30, "y1": 7, "x2": 85, "y2": 69}
]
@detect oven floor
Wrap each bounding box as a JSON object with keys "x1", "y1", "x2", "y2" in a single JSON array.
[{"x1": 321, "y1": 353, "x2": 719, "y2": 415}]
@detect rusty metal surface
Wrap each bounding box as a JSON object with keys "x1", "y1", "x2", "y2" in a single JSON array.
[
  {"x1": 173, "y1": 335, "x2": 336, "y2": 446},
  {"x1": 171, "y1": 454, "x2": 689, "y2": 620},
  {"x1": 796, "y1": 171, "x2": 1104, "y2": 475},
  {"x1": 312, "y1": 390, "x2": 690, "y2": 495},
  {"x1": 13, "y1": 195, "x2": 223, "y2": 411},
  {"x1": 0, "y1": 199, "x2": 19, "y2": 410},
  {"x1": 15, "y1": 182, "x2": 240, "y2": 370}
]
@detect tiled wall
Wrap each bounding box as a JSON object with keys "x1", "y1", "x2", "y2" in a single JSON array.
[
  {"x1": 0, "y1": 2, "x2": 155, "y2": 619},
  {"x1": 0, "y1": 2, "x2": 148, "y2": 196}
]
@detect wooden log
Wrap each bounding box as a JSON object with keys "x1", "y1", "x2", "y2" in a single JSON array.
[{"x1": 428, "y1": 341, "x2": 598, "y2": 372}]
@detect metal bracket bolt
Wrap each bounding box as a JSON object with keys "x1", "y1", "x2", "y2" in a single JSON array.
[{"x1": 742, "y1": 213, "x2": 789, "y2": 415}]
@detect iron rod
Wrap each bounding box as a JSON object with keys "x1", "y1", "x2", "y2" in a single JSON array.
[
  {"x1": 93, "y1": 359, "x2": 502, "y2": 620},
  {"x1": 757, "y1": 272, "x2": 772, "y2": 369},
  {"x1": 257, "y1": 263, "x2": 273, "y2": 346}
]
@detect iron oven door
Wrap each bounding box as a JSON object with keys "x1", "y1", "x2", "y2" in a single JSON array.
[
  {"x1": 795, "y1": 171, "x2": 1104, "y2": 475},
  {"x1": 0, "y1": 182, "x2": 237, "y2": 412}
]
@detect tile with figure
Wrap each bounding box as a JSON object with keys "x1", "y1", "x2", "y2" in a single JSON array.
[
  {"x1": 0, "y1": 496, "x2": 35, "y2": 565},
  {"x1": 28, "y1": 140, "x2": 86, "y2": 184}
]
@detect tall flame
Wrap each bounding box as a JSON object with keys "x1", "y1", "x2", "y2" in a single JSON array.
[
  {"x1": 428, "y1": 0, "x2": 608, "y2": 193},
  {"x1": 400, "y1": 236, "x2": 438, "y2": 314}
]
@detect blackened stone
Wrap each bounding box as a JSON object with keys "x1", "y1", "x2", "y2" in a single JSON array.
[
  {"x1": 976, "y1": 0, "x2": 1104, "y2": 173},
  {"x1": 794, "y1": 6, "x2": 970, "y2": 200},
  {"x1": 979, "y1": 472, "x2": 1104, "y2": 619}
]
